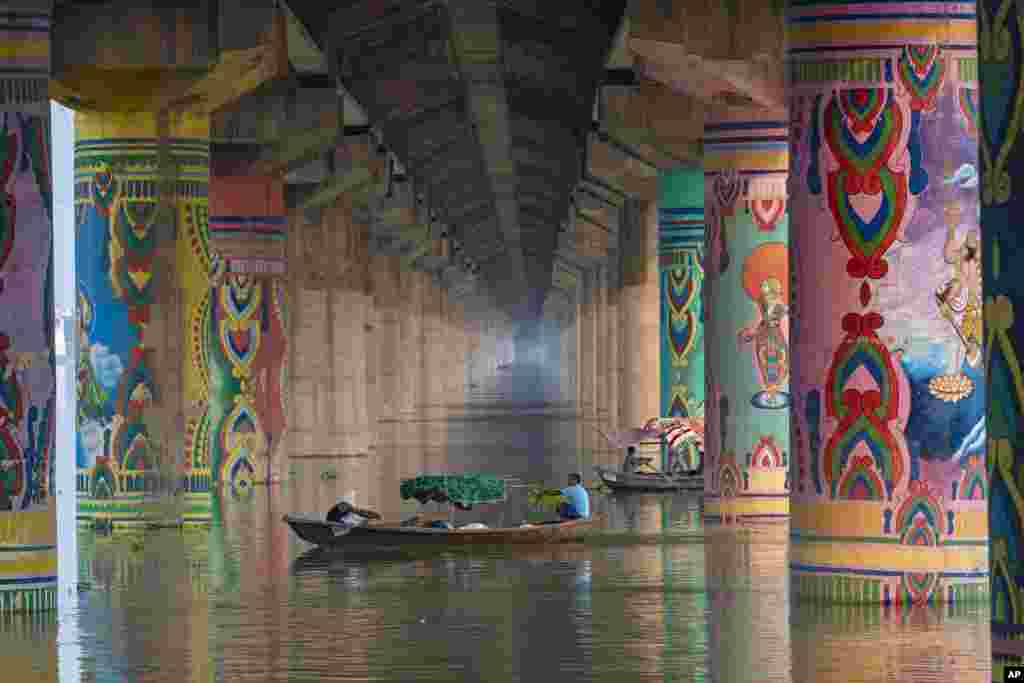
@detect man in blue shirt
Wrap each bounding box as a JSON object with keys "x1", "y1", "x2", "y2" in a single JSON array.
[{"x1": 558, "y1": 473, "x2": 590, "y2": 520}]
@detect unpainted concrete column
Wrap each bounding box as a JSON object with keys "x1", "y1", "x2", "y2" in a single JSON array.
[
  {"x1": 561, "y1": 304, "x2": 577, "y2": 405},
  {"x1": 787, "y1": 3, "x2": 984, "y2": 605},
  {"x1": 394, "y1": 267, "x2": 422, "y2": 479},
  {"x1": 593, "y1": 267, "x2": 607, "y2": 458},
  {"x1": 372, "y1": 254, "x2": 402, "y2": 512},
  {"x1": 578, "y1": 270, "x2": 598, "y2": 469},
  {"x1": 618, "y1": 199, "x2": 660, "y2": 433},
  {"x1": 0, "y1": 9, "x2": 57, "y2": 613},
  {"x1": 702, "y1": 110, "x2": 789, "y2": 521},
  {"x1": 605, "y1": 265, "x2": 620, "y2": 453}
]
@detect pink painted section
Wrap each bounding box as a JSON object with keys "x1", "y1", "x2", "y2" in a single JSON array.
[
  {"x1": 252, "y1": 279, "x2": 287, "y2": 457},
  {"x1": 788, "y1": 3, "x2": 974, "y2": 19},
  {"x1": 208, "y1": 171, "x2": 288, "y2": 474},
  {"x1": 208, "y1": 175, "x2": 284, "y2": 218}
]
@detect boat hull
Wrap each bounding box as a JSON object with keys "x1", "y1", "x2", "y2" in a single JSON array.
[
  {"x1": 595, "y1": 466, "x2": 703, "y2": 492},
  {"x1": 282, "y1": 514, "x2": 604, "y2": 549}
]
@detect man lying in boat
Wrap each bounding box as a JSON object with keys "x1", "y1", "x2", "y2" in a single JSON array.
[
  {"x1": 325, "y1": 500, "x2": 381, "y2": 528},
  {"x1": 557, "y1": 473, "x2": 591, "y2": 521}
]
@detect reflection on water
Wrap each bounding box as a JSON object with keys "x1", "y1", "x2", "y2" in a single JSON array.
[{"x1": 0, "y1": 461, "x2": 991, "y2": 681}]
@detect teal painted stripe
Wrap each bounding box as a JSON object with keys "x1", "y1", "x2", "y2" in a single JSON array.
[
  {"x1": 0, "y1": 544, "x2": 55, "y2": 553},
  {"x1": 75, "y1": 138, "x2": 209, "y2": 148}
]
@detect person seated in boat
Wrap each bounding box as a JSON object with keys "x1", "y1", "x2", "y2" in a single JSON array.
[
  {"x1": 622, "y1": 446, "x2": 638, "y2": 473},
  {"x1": 633, "y1": 458, "x2": 659, "y2": 475},
  {"x1": 557, "y1": 473, "x2": 590, "y2": 520}
]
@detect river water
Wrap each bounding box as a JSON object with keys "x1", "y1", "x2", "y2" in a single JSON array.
[{"x1": 2, "y1": 461, "x2": 991, "y2": 682}]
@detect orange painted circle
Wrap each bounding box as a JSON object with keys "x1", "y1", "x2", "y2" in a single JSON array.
[{"x1": 741, "y1": 242, "x2": 788, "y2": 302}]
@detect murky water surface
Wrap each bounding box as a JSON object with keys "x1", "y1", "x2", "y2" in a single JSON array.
[{"x1": 2, "y1": 462, "x2": 990, "y2": 682}]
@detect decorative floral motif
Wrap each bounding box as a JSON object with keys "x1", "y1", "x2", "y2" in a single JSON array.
[
  {"x1": 823, "y1": 89, "x2": 910, "y2": 279},
  {"x1": 897, "y1": 45, "x2": 947, "y2": 113},
  {"x1": 823, "y1": 313, "x2": 905, "y2": 499}
]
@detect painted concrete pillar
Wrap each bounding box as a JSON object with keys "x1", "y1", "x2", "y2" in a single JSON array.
[
  {"x1": 979, "y1": 0, "x2": 1024, "y2": 672},
  {"x1": 658, "y1": 169, "x2": 704, "y2": 468},
  {"x1": 75, "y1": 109, "x2": 212, "y2": 524},
  {"x1": 0, "y1": 10, "x2": 57, "y2": 613},
  {"x1": 702, "y1": 111, "x2": 790, "y2": 520},
  {"x1": 787, "y1": 3, "x2": 986, "y2": 604},
  {"x1": 206, "y1": 155, "x2": 288, "y2": 487}
]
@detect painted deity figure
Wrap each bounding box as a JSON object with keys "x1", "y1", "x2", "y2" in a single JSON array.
[
  {"x1": 76, "y1": 290, "x2": 106, "y2": 422},
  {"x1": 738, "y1": 277, "x2": 789, "y2": 409},
  {"x1": 935, "y1": 222, "x2": 982, "y2": 371}
]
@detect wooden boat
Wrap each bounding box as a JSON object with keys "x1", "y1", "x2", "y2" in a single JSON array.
[
  {"x1": 282, "y1": 513, "x2": 605, "y2": 549},
  {"x1": 595, "y1": 466, "x2": 703, "y2": 492}
]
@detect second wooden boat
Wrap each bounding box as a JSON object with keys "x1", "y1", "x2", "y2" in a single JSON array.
[
  {"x1": 595, "y1": 466, "x2": 703, "y2": 492},
  {"x1": 283, "y1": 514, "x2": 605, "y2": 549}
]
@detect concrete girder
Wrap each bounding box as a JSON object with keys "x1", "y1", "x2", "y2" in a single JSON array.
[
  {"x1": 586, "y1": 136, "x2": 659, "y2": 200},
  {"x1": 283, "y1": 0, "x2": 626, "y2": 317},
  {"x1": 296, "y1": 166, "x2": 377, "y2": 211},
  {"x1": 627, "y1": 0, "x2": 785, "y2": 64},
  {"x1": 629, "y1": 37, "x2": 785, "y2": 110},
  {"x1": 447, "y1": 1, "x2": 532, "y2": 315},
  {"x1": 598, "y1": 79, "x2": 704, "y2": 163},
  {"x1": 51, "y1": 0, "x2": 288, "y2": 115},
  {"x1": 212, "y1": 80, "x2": 338, "y2": 143}
]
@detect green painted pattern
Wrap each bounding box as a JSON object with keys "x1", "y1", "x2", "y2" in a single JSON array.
[
  {"x1": 791, "y1": 58, "x2": 884, "y2": 84},
  {"x1": 792, "y1": 573, "x2": 988, "y2": 605},
  {"x1": 0, "y1": 544, "x2": 55, "y2": 553},
  {"x1": 957, "y1": 57, "x2": 978, "y2": 82},
  {"x1": 0, "y1": 585, "x2": 56, "y2": 614}
]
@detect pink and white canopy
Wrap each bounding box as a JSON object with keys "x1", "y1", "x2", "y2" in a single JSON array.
[{"x1": 599, "y1": 417, "x2": 705, "y2": 452}]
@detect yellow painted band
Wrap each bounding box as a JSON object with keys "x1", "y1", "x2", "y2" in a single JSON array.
[
  {"x1": 705, "y1": 496, "x2": 790, "y2": 517},
  {"x1": 788, "y1": 19, "x2": 976, "y2": 48},
  {"x1": 792, "y1": 501, "x2": 988, "y2": 540},
  {"x1": 0, "y1": 552, "x2": 56, "y2": 577},
  {"x1": 790, "y1": 540, "x2": 988, "y2": 573},
  {"x1": 75, "y1": 109, "x2": 210, "y2": 140},
  {"x1": 0, "y1": 511, "x2": 54, "y2": 547},
  {"x1": 748, "y1": 469, "x2": 787, "y2": 495},
  {"x1": 0, "y1": 39, "x2": 47, "y2": 59},
  {"x1": 703, "y1": 150, "x2": 788, "y2": 173}
]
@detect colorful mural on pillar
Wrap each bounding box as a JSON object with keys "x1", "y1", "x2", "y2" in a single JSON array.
[
  {"x1": 979, "y1": 0, "x2": 1024, "y2": 672},
  {"x1": 0, "y1": 10, "x2": 57, "y2": 612},
  {"x1": 787, "y1": 2, "x2": 986, "y2": 605},
  {"x1": 658, "y1": 169, "x2": 704, "y2": 471},
  {"x1": 198, "y1": 168, "x2": 288, "y2": 490},
  {"x1": 75, "y1": 110, "x2": 213, "y2": 523},
  {"x1": 702, "y1": 113, "x2": 790, "y2": 520}
]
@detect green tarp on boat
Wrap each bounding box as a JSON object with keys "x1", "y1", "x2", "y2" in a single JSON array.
[{"x1": 400, "y1": 474, "x2": 506, "y2": 504}]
